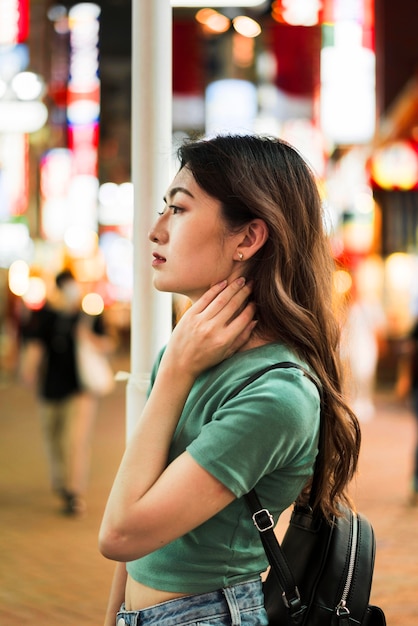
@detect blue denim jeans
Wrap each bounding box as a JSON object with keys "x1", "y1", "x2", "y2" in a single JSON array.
[{"x1": 115, "y1": 579, "x2": 268, "y2": 626}]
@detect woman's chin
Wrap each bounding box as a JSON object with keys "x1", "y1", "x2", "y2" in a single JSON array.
[
  {"x1": 152, "y1": 277, "x2": 206, "y2": 303},
  {"x1": 152, "y1": 276, "x2": 170, "y2": 292}
]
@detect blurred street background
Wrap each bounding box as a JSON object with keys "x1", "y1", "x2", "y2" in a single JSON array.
[
  {"x1": 1, "y1": 0, "x2": 418, "y2": 366},
  {"x1": 1, "y1": 351, "x2": 418, "y2": 625},
  {"x1": 1, "y1": 1, "x2": 418, "y2": 625}
]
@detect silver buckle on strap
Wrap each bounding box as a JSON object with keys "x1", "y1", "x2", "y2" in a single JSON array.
[{"x1": 252, "y1": 508, "x2": 274, "y2": 532}]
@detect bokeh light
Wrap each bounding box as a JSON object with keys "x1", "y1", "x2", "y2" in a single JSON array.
[
  {"x1": 82, "y1": 291, "x2": 104, "y2": 315},
  {"x1": 8, "y1": 259, "x2": 30, "y2": 296}
]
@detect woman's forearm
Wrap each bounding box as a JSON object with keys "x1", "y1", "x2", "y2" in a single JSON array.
[
  {"x1": 99, "y1": 279, "x2": 255, "y2": 561},
  {"x1": 99, "y1": 359, "x2": 195, "y2": 557},
  {"x1": 103, "y1": 562, "x2": 127, "y2": 626}
]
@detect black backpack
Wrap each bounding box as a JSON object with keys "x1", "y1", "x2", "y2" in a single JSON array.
[
  {"x1": 226, "y1": 362, "x2": 386, "y2": 626},
  {"x1": 246, "y1": 491, "x2": 386, "y2": 626}
]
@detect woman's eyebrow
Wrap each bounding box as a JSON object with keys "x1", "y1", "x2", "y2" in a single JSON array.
[{"x1": 163, "y1": 186, "x2": 195, "y2": 203}]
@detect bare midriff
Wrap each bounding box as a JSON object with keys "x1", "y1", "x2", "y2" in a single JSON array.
[{"x1": 125, "y1": 573, "x2": 191, "y2": 611}]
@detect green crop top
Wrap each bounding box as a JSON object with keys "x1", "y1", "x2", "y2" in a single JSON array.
[{"x1": 126, "y1": 343, "x2": 321, "y2": 594}]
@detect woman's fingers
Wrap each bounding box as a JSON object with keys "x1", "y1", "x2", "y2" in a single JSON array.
[
  {"x1": 164, "y1": 278, "x2": 256, "y2": 376},
  {"x1": 193, "y1": 277, "x2": 252, "y2": 324},
  {"x1": 190, "y1": 279, "x2": 228, "y2": 314}
]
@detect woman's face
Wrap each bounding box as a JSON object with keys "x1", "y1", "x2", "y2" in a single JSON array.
[{"x1": 148, "y1": 167, "x2": 242, "y2": 302}]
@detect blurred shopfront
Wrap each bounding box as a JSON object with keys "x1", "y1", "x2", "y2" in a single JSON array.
[
  {"x1": 0, "y1": 0, "x2": 417, "y2": 385},
  {"x1": 369, "y1": 75, "x2": 418, "y2": 384}
]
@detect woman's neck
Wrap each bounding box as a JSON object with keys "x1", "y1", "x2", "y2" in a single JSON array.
[{"x1": 238, "y1": 333, "x2": 271, "y2": 352}]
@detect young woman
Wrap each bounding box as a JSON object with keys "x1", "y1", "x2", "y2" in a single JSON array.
[{"x1": 99, "y1": 135, "x2": 361, "y2": 626}]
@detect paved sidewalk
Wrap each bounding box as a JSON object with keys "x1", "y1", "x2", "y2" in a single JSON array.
[
  {"x1": 1, "y1": 359, "x2": 417, "y2": 625},
  {"x1": 348, "y1": 392, "x2": 418, "y2": 626}
]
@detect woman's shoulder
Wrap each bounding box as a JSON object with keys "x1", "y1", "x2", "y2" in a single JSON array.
[
  {"x1": 225, "y1": 342, "x2": 309, "y2": 377},
  {"x1": 186, "y1": 343, "x2": 321, "y2": 492},
  {"x1": 212, "y1": 343, "x2": 318, "y2": 405}
]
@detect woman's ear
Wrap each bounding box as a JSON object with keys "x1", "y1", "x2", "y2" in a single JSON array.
[{"x1": 236, "y1": 219, "x2": 269, "y2": 261}]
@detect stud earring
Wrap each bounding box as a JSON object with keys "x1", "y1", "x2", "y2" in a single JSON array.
[{"x1": 238, "y1": 252, "x2": 244, "y2": 261}]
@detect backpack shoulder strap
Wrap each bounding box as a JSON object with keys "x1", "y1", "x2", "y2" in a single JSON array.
[
  {"x1": 224, "y1": 361, "x2": 321, "y2": 620},
  {"x1": 224, "y1": 360, "x2": 322, "y2": 402},
  {"x1": 227, "y1": 360, "x2": 323, "y2": 507}
]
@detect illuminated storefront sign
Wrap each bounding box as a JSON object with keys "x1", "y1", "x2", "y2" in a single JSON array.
[
  {"x1": 40, "y1": 148, "x2": 72, "y2": 241},
  {"x1": 320, "y1": 0, "x2": 375, "y2": 146},
  {"x1": 0, "y1": 100, "x2": 47, "y2": 133},
  {"x1": 371, "y1": 141, "x2": 418, "y2": 190},
  {"x1": 67, "y1": 3, "x2": 100, "y2": 177},
  {"x1": 0, "y1": 134, "x2": 28, "y2": 217},
  {"x1": 40, "y1": 148, "x2": 99, "y2": 242},
  {"x1": 171, "y1": 0, "x2": 265, "y2": 5},
  {"x1": 271, "y1": 0, "x2": 322, "y2": 26},
  {"x1": 0, "y1": 222, "x2": 33, "y2": 268},
  {"x1": 205, "y1": 79, "x2": 257, "y2": 135},
  {"x1": 0, "y1": 0, "x2": 29, "y2": 45}
]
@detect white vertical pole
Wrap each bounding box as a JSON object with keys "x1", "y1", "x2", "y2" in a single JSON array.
[{"x1": 127, "y1": 0, "x2": 173, "y2": 439}]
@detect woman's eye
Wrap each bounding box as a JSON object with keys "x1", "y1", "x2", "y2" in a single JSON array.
[{"x1": 157, "y1": 205, "x2": 183, "y2": 216}]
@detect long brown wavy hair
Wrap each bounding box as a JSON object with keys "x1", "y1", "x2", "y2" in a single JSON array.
[{"x1": 178, "y1": 134, "x2": 361, "y2": 520}]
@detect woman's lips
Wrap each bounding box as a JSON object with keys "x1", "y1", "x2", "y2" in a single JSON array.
[{"x1": 152, "y1": 252, "x2": 166, "y2": 266}]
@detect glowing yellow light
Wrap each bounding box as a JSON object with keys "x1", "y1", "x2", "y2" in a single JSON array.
[
  {"x1": 232, "y1": 32, "x2": 254, "y2": 67},
  {"x1": 82, "y1": 292, "x2": 104, "y2": 315},
  {"x1": 385, "y1": 253, "x2": 413, "y2": 291},
  {"x1": 22, "y1": 277, "x2": 47, "y2": 310},
  {"x1": 8, "y1": 260, "x2": 30, "y2": 296},
  {"x1": 195, "y1": 9, "x2": 230, "y2": 33},
  {"x1": 72, "y1": 250, "x2": 106, "y2": 283},
  {"x1": 232, "y1": 16, "x2": 261, "y2": 38},
  {"x1": 371, "y1": 142, "x2": 418, "y2": 190},
  {"x1": 333, "y1": 270, "x2": 352, "y2": 295},
  {"x1": 207, "y1": 13, "x2": 230, "y2": 33},
  {"x1": 195, "y1": 8, "x2": 217, "y2": 24}
]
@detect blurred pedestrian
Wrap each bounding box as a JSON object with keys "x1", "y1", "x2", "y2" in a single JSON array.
[
  {"x1": 341, "y1": 285, "x2": 387, "y2": 422},
  {"x1": 396, "y1": 316, "x2": 418, "y2": 506},
  {"x1": 20, "y1": 269, "x2": 114, "y2": 515},
  {"x1": 409, "y1": 319, "x2": 418, "y2": 505}
]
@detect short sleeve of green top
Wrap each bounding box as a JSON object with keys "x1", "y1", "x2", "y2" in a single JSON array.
[{"x1": 126, "y1": 343, "x2": 321, "y2": 594}]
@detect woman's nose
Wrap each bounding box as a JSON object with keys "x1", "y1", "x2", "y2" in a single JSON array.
[
  {"x1": 148, "y1": 216, "x2": 166, "y2": 243},
  {"x1": 148, "y1": 226, "x2": 158, "y2": 242}
]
